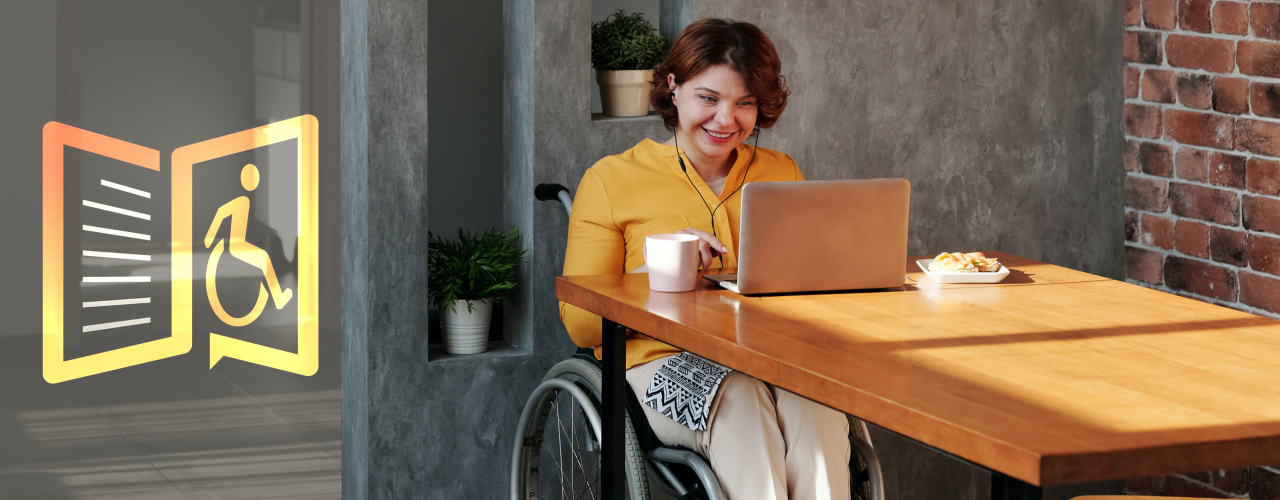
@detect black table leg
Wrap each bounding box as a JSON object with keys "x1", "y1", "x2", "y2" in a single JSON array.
[
  {"x1": 601, "y1": 319, "x2": 626, "y2": 498},
  {"x1": 992, "y1": 472, "x2": 1043, "y2": 500}
]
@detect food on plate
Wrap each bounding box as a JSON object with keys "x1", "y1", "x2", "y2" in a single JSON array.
[{"x1": 928, "y1": 252, "x2": 1001, "y2": 273}]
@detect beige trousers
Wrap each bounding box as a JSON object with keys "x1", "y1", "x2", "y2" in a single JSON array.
[{"x1": 627, "y1": 356, "x2": 852, "y2": 500}]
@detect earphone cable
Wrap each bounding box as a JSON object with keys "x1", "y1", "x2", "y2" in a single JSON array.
[{"x1": 674, "y1": 128, "x2": 760, "y2": 268}]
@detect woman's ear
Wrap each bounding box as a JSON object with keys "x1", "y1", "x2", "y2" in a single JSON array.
[{"x1": 667, "y1": 73, "x2": 677, "y2": 94}]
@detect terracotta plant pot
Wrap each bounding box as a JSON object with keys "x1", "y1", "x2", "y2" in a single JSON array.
[
  {"x1": 440, "y1": 299, "x2": 492, "y2": 354},
  {"x1": 597, "y1": 69, "x2": 653, "y2": 117}
]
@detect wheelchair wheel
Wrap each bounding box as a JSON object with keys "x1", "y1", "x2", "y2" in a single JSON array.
[{"x1": 512, "y1": 358, "x2": 649, "y2": 500}]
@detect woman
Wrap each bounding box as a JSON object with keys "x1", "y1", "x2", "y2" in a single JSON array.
[{"x1": 561, "y1": 18, "x2": 852, "y2": 500}]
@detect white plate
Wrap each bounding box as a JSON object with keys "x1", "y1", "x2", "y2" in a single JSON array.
[{"x1": 916, "y1": 259, "x2": 1010, "y2": 284}]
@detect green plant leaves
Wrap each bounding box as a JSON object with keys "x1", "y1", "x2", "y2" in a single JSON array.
[
  {"x1": 427, "y1": 226, "x2": 528, "y2": 313},
  {"x1": 591, "y1": 9, "x2": 669, "y2": 71}
]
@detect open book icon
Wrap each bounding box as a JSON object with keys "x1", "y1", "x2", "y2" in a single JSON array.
[{"x1": 42, "y1": 116, "x2": 319, "y2": 384}]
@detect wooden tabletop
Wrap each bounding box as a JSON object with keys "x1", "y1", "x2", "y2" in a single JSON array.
[{"x1": 556, "y1": 251, "x2": 1280, "y2": 486}]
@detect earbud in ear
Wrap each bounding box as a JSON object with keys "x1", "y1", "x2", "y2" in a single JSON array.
[{"x1": 669, "y1": 89, "x2": 675, "y2": 98}]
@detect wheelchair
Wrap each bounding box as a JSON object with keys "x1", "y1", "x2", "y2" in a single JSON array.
[{"x1": 511, "y1": 183, "x2": 884, "y2": 500}]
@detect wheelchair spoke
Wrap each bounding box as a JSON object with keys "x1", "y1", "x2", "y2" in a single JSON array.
[
  {"x1": 535, "y1": 390, "x2": 600, "y2": 500},
  {"x1": 526, "y1": 371, "x2": 605, "y2": 500},
  {"x1": 573, "y1": 476, "x2": 600, "y2": 500},
  {"x1": 555, "y1": 402, "x2": 598, "y2": 500}
]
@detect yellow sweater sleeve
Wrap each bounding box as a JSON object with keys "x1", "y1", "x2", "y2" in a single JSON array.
[{"x1": 559, "y1": 168, "x2": 622, "y2": 349}]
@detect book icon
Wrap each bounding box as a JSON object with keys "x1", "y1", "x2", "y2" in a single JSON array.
[{"x1": 42, "y1": 116, "x2": 319, "y2": 383}]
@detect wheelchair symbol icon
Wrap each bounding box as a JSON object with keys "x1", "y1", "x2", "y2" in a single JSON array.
[{"x1": 204, "y1": 163, "x2": 293, "y2": 327}]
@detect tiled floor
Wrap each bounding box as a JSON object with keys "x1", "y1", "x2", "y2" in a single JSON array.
[{"x1": 0, "y1": 278, "x2": 340, "y2": 499}]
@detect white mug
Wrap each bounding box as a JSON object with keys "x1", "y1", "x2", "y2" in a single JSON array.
[{"x1": 644, "y1": 233, "x2": 701, "y2": 292}]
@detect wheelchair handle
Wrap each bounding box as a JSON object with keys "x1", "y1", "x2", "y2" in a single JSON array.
[{"x1": 535, "y1": 183, "x2": 572, "y2": 217}]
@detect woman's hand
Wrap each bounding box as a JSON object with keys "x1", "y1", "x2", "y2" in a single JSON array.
[{"x1": 677, "y1": 227, "x2": 729, "y2": 271}]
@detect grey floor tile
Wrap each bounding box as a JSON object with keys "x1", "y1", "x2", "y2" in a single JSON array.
[
  {"x1": 233, "y1": 380, "x2": 340, "y2": 458},
  {"x1": 0, "y1": 456, "x2": 188, "y2": 500},
  {"x1": 87, "y1": 383, "x2": 313, "y2": 457},
  {"x1": 149, "y1": 442, "x2": 339, "y2": 499},
  {"x1": 0, "y1": 394, "x2": 143, "y2": 469}
]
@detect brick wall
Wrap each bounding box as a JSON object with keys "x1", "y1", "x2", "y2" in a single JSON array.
[{"x1": 1123, "y1": 0, "x2": 1280, "y2": 496}]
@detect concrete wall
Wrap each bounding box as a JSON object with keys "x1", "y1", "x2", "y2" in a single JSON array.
[
  {"x1": 343, "y1": 0, "x2": 558, "y2": 498},
  {"x1": 426, "y1": 0, "x2": 505, "y2": 239}
]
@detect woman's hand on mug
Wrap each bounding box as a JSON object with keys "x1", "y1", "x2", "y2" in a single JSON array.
[{"x1": 676, "y1": 227, "x2": 728, "y2": 271}]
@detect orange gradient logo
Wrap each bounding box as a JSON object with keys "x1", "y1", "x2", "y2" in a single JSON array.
[{"x1": 42, "y1": 116, "x2": 319, "y2": 383}]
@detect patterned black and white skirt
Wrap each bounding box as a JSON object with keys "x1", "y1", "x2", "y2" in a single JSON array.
[{"x1": 641, "y1": 351, "x2": 732, "y2": 432}]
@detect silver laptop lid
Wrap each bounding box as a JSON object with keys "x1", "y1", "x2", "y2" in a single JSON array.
[{"x1": 736, "y1": 178, "x2": 910, "y2": 295}]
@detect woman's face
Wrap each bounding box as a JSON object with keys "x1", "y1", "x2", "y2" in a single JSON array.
[{"x1": 669, "y1": 64, "x2": 757, "y2": 162}]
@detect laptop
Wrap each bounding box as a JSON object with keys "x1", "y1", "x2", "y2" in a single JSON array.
[{"x1": 704, "y1": 178, "x2": 910, "y2": 295}]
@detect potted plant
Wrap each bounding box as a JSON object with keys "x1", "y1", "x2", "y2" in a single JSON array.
[
  {"x1": 427, "y1": 227, "x2": 526, "y2": 354},
  {"x1": 591, "y1": 9, "x2": 669, "y2": 117}
]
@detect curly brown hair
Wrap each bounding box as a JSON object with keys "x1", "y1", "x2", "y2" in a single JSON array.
[{"x1": 649, "y1": 19, "x2": 790, "y2": 131}]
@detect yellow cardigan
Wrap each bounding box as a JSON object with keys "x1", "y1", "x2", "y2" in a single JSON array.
[{"x1": 559, "y1": 138, "x2": 805, "y2": 369}]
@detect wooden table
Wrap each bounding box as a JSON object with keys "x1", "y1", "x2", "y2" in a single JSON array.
[{"x1": 556, "y1": 251, "x2": 1280, "y2": 499}]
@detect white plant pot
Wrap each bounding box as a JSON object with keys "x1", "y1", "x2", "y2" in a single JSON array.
[
  {"x1": 597, "y1": 69, "x2": 654, "y2": 117},
  {"x1": 441, "y1": 299, "x2": 492, "y2": 354}
]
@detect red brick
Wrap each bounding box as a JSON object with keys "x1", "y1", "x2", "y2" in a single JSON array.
[
  {"x1": 1178, "y1": 0, "x2": 1213, "y2": 33},
  {"x1": 1125, "y1": 0, "x2": 1142, "y2": 26},
  {"x1": 1210, "y1": 226, "x2": 1248, "y2": 266},
  {"x1": 1176, "y1": 72, "x2": 1213, "y2": 109},
  {"x1": 1241, "y1": 273, "x2": 1280, "y2": 316},
  {"x1": 1126, "y1": 210, "x2": 1140, "y2": 241},
  {"x1": 1248, "y1": 233, "x2": 1280, "y2": 276},
  {"x1": 1124, "y1": 67, "x2": 1140, "y2": 99},
  {"x1": 1124, "y1": 140, "x2": 1141, "y2": 172},
  {"x1": 1176, "y1": 147, "x2": 1209, "y2": 182},
  {"x1": 1125, "y1": 31, "x2": 1163, "y2": 65},
  {"x1": 1213, "y1": 2, "x2": 1250, "y2": 35},
  {"x1": 1208, "y1": 152, "x2": 1247, "y2": 189},
  {"x1": 1126, "y1": 103, "x2": 1163, "y2": 138},
  {"x1": 1212, "y1": 76, "x2": 1250, "y2": 114},
  {"x1": 1176, "y1": 219, "x2": 1211, "y2": 257},
  {"x1": 1212, "y1": 468, "x2": 1248, "y2": 494},
  {"x1": 1244, "y1": 194, "x2": 1280, "y2": 235},
  {"x1": 1164, "y1": 109, "x2": 1234, "y2": 149},
  {"x1": 1165, "y1": 256, "x2": 1239, "y2": 301},
  {"x1": 1252, "y1": 3, "x2": 1280, "y2": 41},
  {"x1": 1166, "y1": 34, "x2": 1235, "y2": 73},
  {"x1": 1127, "y1": 176, "x2": 1169, "y2": 212},
  {"x1": 1247, "y1": 156, "x2": 1280, "y2": 196},
  {"x1": 1127, "y1": 246, "x2": 1165, "y2": 284},
  {"x1": 1143, "y1": 0, "x2": 1177, "y2": 29},
  {"x1": 1170, "y1": 182, "x2": 1240, "y2": 225},
  {"x1": 1141, "y1": 213, "x2": 1175, "y2": 248},
  {"x1": 1140, "y1": 142, "x2": 1173, "y2": 177},
  {"x1": 1239, "y1": 41, "x2": 1280, "y2": 78},
  {"x1": 1251, "y1": 82, "x2": 1280, "y2": 119},
  {"x1": 1237, "y1": 119, "x2": 1280, "y2": 157},
  {"x1": 1141, "y1": 69, "x2": 1175, "y2": 104}
]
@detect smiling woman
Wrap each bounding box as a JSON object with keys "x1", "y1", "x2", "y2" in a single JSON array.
[
  {"x1": 651, "y1": 19, "x2": 790, "y2": 182},
  {"x1": 560, "y1": 18, "x2": 860, "y2": 500}
]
